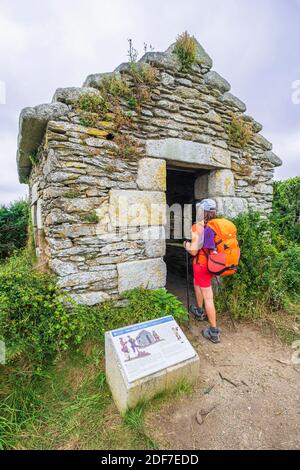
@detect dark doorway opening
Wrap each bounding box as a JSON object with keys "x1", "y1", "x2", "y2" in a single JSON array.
[{"x1": 165, "y1": 166, "x2": 209, "y2": 306}]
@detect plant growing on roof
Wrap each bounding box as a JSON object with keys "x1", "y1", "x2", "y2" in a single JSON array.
[
  {"x1": 126, "y1": 38, "x2": 158, "y2": 110},
  {"x1": 173, "y1": 31, "x2": 198, "y2": 71},
  {"x1": 78, "y1": 92, "x2": 108, "y2": 115},
  {"x1": 99, "y1": 75, "x2": 131, "y2": 99},
  {"x1": 227, "y1": 114, "x2": 253, "y2": 149},
  {"x1": 127, "y1": 62, "x2": 157, "y2": 111},
  {"x1": 143, "y1": 42, "x2": 155, "y2": 54},
  {"x1": 127, "y1": 38, "x2": 139, "y2": 63},
  {"x1": 114, "y1": 134, "x2": 140, "y2": 160},
  {"x1": 112, "y1": 104, "x2": 134, "y2": 131},
  {"x1": 77, "y1": 92, "x2": 110, "y2": 128},
  {"x1": 128, "y1": 62, "x2": 157, "y2": 86},
  {"x1": 79, "y1": 113, "x2": 98, "y2": 128},
  {"x1": 76, "y1": 39, "x2": 157, "y2": 152},
  {"x1": 77, "y1": 85, "x2": 131, "y2": 135},
  {"x1": 127, "y1": 96, "x2": 138, "y2": 110}
]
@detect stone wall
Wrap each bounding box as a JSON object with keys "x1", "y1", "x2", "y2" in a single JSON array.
[
  {"x1": 28, "y1": 121, "x2": 166, "y2": 304},
  {"x1": 18, "y1": 39, "x2": 282, "y2": 304}
]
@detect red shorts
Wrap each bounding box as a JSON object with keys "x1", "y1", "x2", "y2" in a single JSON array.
[{"x1": 193, "y1": 264, "x2": 214, "y2": 288}]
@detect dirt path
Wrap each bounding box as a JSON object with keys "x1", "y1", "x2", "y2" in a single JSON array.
[{"x1": 147, "y1": 275, "x2": 300, "y2": 450}]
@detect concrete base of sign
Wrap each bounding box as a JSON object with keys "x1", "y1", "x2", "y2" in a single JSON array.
[{"x1": 105, "y1": 332, "x2": 200, "y2": 414}]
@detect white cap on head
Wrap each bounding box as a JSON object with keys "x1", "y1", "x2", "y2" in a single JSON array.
[{"x1": 197, "y1": 199, "x2": 217, "y2": 212}]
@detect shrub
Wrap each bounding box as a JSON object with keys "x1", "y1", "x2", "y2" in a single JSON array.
[
  {"x1": 0, "y1": 251, "x2": 187, "y2": 368},
  {"x1": 173, "y1": 31, "x2": 198, "y2": 71},
  {"x1": 227, "y1": 114, "x2": 253, "y2": 149},
  {"x1": 271, "y1": 177, "x2": 300, "y2": 244},
  {"x1": 74, "y1": 288, "x2": 187, "y2": 346},
  {"x1": 0, "y1": 200, "x2": 29, "y2": 260},
  {"x1": 123, "y1": 288, "x2": 187, "y2": 323},
  {"x1": 217, "y1": 211, "x2": 300, "y2": 319},
  {"x1": 0, "y1": 251, "x2": 86, "y2": 366},
  {"x1": 273, "y1": 243, "x2": 300, "y2": 296}
]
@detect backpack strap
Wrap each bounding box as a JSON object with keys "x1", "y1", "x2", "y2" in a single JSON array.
[
  {"x1": 192, "y1": 222, "x2": 204, "y2": 265},
  {"x1": 195, "y1": 246, "x2": 211, "y2": 264}
]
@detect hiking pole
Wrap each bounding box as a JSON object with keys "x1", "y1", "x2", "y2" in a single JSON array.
[
  {"x1": 215, "y1": 276, "x2": 237, "y2": 331},
  {"x1": 185, "y1": 250, "x2": 190, "y2": 311}
]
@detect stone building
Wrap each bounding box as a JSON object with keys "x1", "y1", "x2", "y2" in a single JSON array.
[
  {"x1": 17, "y1": 37, "x2": 282, "y2": 305},
  {"x1": 136, "y1": 331, "x2": 156, "y2": 348}
]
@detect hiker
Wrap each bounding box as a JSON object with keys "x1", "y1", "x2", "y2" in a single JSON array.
[
  {"x1": 152, "y1": 331, "x2": 160, "y2": 342},
  {"x1": 127, "y1": 336, "x2": 139, "y2": 355},
  {"x1": 183, "y1": 199, "x2": 221, "y2": 344},
  {"x1": 119, "y1": 338, "x2": 130, "y2": 361}
]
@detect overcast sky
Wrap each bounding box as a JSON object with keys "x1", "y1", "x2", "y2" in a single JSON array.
[{"x1": 0, "y1": 0, "x2": 299, "y2": 206}]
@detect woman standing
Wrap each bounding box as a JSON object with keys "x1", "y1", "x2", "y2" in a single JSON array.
[{"x1": 183, "y1": 199, "x2": 221, "y2": 344}]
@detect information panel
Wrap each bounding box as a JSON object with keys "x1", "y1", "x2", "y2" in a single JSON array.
[{"x1": 110, "y1": 316, "x2": 197, "y2": 383}]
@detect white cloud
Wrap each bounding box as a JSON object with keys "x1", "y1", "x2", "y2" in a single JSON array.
[
  {"x1": 0, "y1": 133, "x2": 28, "y2": 206},
  {"x1": 0, "y1": 12, "x2": 27, "y2": 55},
  {"x1": 0, "y1": 80, "x2": 6, "y2": 104},
  {"x1": 269, "y1": 129, "x2": 300, "y2": 179}
]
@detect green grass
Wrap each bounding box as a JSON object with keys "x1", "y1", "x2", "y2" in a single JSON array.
[
  {"x1": 0, "y1": 341, "x2": 194, "y2": 450},
  {"x1": 124, "y1": 402, "x2": 146, "y2": 431},
  {"x1": 123, "y1": 401, "x2": 158, "y2": 449},
  {"x1": 0, "y1": 343, "x2": 133, "y2": 450}
]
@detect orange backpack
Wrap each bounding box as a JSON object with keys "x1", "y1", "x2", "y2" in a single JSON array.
[{"x1": 206, "y1": 219, "x2": 240, "y2": 277}]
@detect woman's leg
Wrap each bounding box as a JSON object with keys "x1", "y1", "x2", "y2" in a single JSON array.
[
  {"x1": 194, "y1": 285, "x2": 204, "y2": 309},
  {"x1": 201, "y1": 286, "x2": 217, "y2": 328}
]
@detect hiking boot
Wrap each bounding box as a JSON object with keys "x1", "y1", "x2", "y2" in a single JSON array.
[
  {"x1": 189, "y1": 305, "x2": 207, "y2": 321},
  {"x1": 201, "y1": 327, "x2": 221, "y2": 344}
]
